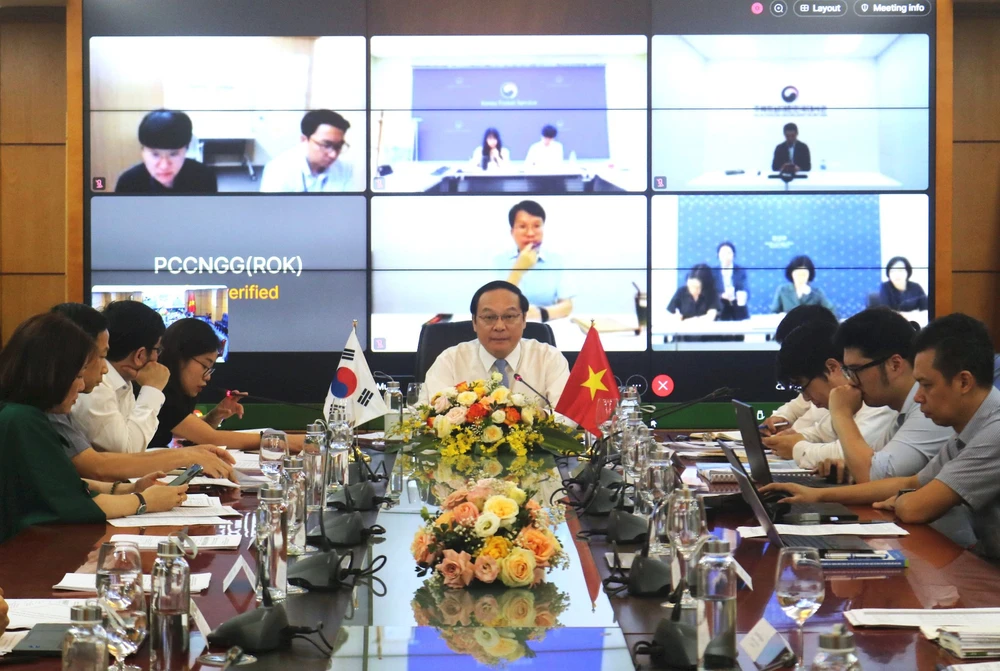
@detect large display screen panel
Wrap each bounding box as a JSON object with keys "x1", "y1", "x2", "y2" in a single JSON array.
[
  {"x1": 651, "y1": 34, "x2": 929, "y2": 192},
  {"x1": 370, "y1": 195, "x2": 648, "y2": 353},
  {"x1": 370, "y1": 35, "x2": 647, "y2": 194}
]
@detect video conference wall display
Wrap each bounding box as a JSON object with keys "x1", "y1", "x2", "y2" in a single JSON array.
[{"x1": 84, "y1": 0, "x2": 937, "y2": 402}]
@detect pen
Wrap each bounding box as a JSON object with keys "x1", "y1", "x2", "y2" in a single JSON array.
[{"x1": 759, "y1": 421, "x2": 789, "y2": 431}]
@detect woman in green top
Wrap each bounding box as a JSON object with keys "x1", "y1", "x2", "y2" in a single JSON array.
[
  {"x1": 770, "y1": 255, "x2": 836, "y2": 316},
  {"x1": 0, "y1": 313, "x2": 188, "y2": 544}
]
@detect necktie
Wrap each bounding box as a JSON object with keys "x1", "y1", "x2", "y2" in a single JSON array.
[{"x1": 494, "y1": 359, "x2": 510, "y2": 388}]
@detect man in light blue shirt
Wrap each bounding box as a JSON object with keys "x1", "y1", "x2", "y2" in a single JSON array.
[
  {"x1": 495, "y1": 200, "x2": 574, "y2": 323},
  {"x1": 260, "y1": 109, "x2": 355, "y2": 192}
]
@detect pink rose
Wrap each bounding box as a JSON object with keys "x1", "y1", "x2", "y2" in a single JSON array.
[
  {"x1": 439, "y1": 590, "x2": 474, "y2": 627},
  {"x1": 467, "y1": 484, "x2": 492, "y2": 508},
  {"x1": 531, "y1": 566, "x2": 546, "y2": 587},
  {"x1": 437, "y1": 549, "x2": 475, "y2": 589},
  {"x1": 452, "y1": 501, "x2": 480, "y2": 526},
  {"x1": 410, "y1": 530, "x2": 437, "y2": 566},
  {"x1": 433, "y1": 394, "x2": 452, "y2": 413},
  {"x1": 473, "y1": 554, "x2": 500, "y2": 584},
  {"x1": 444, "y1": 406, "x2": 468, "y2": 425},
  {"x1": 442, "y1": 489, "x2": 469, "y2": 510}
]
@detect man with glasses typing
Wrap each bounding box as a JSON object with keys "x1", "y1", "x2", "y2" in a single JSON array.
[
  {"x1": 260, "y1": 109, "x2": 355, "y2": 192},
  {"x1": 72, "y1": 301, "x2": 169, "y2": 453},
  {"x1": 762, "y1": 320, "x2": 896, "y2": 472},
  {"x1": 423, "y1": 281, "x2": 570, "y2": 410}
]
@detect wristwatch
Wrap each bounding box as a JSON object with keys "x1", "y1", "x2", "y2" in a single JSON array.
[{"x1": 134, "y1": 492, "x2": 147, "y2": 515}]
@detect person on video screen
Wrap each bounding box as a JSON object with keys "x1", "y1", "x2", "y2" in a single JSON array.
[
  {"x1": 471, "y1": 128, "x2": 510, "y2": 171},
  {"x1": 496, "y1": 200, "x2": 574, "y2": 323},
  {"x1": 874, "y1": 256, "x2": 929, "y2": 313},
  {"x1": 524, "y1": 125, "x2": 564, "y2": 169},
  {"x1": 771, "y1": 255, "x2": 835, "y2": 315},
  {"x1": 667, "y1": 264, "x2": 720, "y2": 322},
  {"x1": 260, "y1": 110, "x2": 354, "y2": 192},
  {"x1": 712, "y1": 241, "x2": 750, "y2": 321},
  {"x1": 772, "y1": 122, "x2": 811, "y2": 174},
  {"x1": 115, "y1": 110, "x2": 217, "y2": 194}
]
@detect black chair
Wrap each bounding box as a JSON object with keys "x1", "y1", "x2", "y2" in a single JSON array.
[{"x1": 414, "y1": 320, "x2": 557, "y2": 382}]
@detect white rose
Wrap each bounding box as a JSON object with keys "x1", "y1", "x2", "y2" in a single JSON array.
[
  {"x1": 491, "y1": 371, "x2": 503, "y2": 382},
  {"x1": 482, "y1": 425, "x2": 504, "y2": 444},
  {"x1": 510, "y1": 393, "x2": 526, "y2": 407},
  {"x1": 490, "y1": 409, "x2": 507, "y2": 424},
  {"x1": 474, "y1": 512, "x2": 502, "y2": 537},
  {"x1": 432, "y1": 394, "x2": 452, "y2": 413},
  {"x1": 521, "y1": 408, "x2": 535, "y2": 426},
  {"x1": 444, "y1": 406, "x2": 468, "y2": 425},
  {"x1": 456, "y1": 391, "x2": 478, "y2": 407},
  {"x1": 433, "y1": 415, "x2": 453, "y2": 439},
  {"x1": 443, "y1": 387, "x2": 459, "y2": 399},
  {"x1": 482, "y1": 459, "x2": 504, "y2": 478}
]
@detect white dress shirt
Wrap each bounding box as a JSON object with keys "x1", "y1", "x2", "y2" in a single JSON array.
[
  {"x1": 259, "y1": 143, "x2": 355, "y2": 192},
  {"x1": 524, "y1": 139, "x2": 564, "y2": 168},
  {"x1": 791, "y1": 403, "x2": 897, "y2": 469},
  {"x1": 424, "y1": 338, "x2": 570, "y2": 410},
  {"x1": 772, "y1": 394, "x2": 829, "y2": 433},
  {"x1": 867, "y1": 382, "x2": 955, "y2": 480},
  {"x1": 70, "y1": 364, "x2": 165, "y2": 453}
]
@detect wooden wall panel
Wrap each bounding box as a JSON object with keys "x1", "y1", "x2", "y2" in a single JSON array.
[
  {"x1": 0, "y1": 274, "x2": 65, "y2": 340},
  {"x1": 953, "y1": 273, "x2": 1000, "y2": 337},
  {"x1": 0, "y1": 19, "x2": 65, "y2": 144},
  {"x1": 936, "y1": 0, "x2": 955, "y2": 317},
  {"x1": 66, "y1": 0, "x2": 82, "y2": 300},
  {"x1": 953, "y1": 144, "x2": 1000, "y2": 272},
  {"x1": 954, "y1": 17, "x2": 1000, "y2": 141},
  {"x1": 0, "y1": 145, "x2": 66, "y2": 273}
]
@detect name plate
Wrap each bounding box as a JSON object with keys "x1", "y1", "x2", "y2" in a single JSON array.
[{"x1": 740, "y1": 618, "x2": 795, "y2": 668}]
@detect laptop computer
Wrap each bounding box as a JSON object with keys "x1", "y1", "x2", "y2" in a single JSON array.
[
  {"x1": 721, "y1": 444, "x2": 871, "y2": 554},
  {"x1": 732, "y1": 400, "x2": 840, "y2": 488}
]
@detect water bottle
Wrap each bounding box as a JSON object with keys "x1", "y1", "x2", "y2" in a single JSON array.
[
  {"x1": 812, "y1": 625, "x2": 862, "y2": 670},
  {"x1": 383, "y1": 381, "x2": 403, "y2": 441},
  {"x1": 149, "y1": 541, "x2": 190, "y2": 671},
  {"x1": 696, "y1": 539, "x2": 738, "y2": 670},
  {"x1": 327, "y1": 405, "x2": 351, "y2": 494},
  {"x1": 820, "y1": 158, "x2": 827, "y2": 171},
  {"x1": 62, "y1": 604, "x2": 108, "y2": 671},
  {"x1": 255, "y1": 484, "x2": 288, "y2": 602},
  {"x1": 303, "y1": 421, "x2": 327, "y2": 513},
  {"x1": 281, "y1": 455, "x2": 308, "y2": 556}
]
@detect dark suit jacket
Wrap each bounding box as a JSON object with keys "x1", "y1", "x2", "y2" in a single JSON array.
[
  {"x1": 712, "y1": 265, "x2": 750, "y2": 321},
  {"x1": 772, "y1": 141, "x2": 811, "y2": 172}
]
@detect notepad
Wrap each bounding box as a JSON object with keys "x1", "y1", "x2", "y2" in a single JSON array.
[
  {"x1": 846, "y1": 608, "x2": 1000, "y2": 629},
  {"x1": 52, "y1": 572, "x2": 212, "y2": 593},
  {"x1": 181, "y1": 494, "x2": 221, "y2": 508},
  {"x1": 110, "y1": 534, "x2": 241, "y2": 551},
  {"x1": 737, "y1": 523, "x2": 908, "y2": 538},
  {"x1": 5, "y1": 599, "x2": 90, "y2": 630}
]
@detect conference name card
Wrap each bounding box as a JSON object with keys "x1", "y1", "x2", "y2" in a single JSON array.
[
  {"x1": 740, "y1": 618, "x2": 794, "y2": 668},
  {"x1": 53, "y1": 572, "x2": 212, "y2": 593},
  {"x1": 737, "y1": 523, "x2": 907, "y2": 538},
  {"x1": 110, "y1": 534, "x2": 241, "y2": 551}
]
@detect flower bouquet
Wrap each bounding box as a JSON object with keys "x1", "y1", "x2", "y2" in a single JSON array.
[
  {"x1": 390, "y1": 372, "x2": 584, "y2": 459},
  {"x1": 411, "y1": 478, "x2": 568, "y2": 589},
  {"x1": 411, "y1": 580, "x2": 569, "y2": 666}
]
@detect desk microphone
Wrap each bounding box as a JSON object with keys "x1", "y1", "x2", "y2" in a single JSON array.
[
  {"x1": 648, "y1": 386, "x2": 736, "y2": 424},
  {"x1": 207, "y1": 385, "x2": 324, "y2": 415},
  {"x1": 512, "y1": 373, "x2": 552, "y2": 409}
]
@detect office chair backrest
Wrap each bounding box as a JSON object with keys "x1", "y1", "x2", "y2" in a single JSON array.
[{"x1": 414, "y1": 320, "x2": 557, "y2": 382}]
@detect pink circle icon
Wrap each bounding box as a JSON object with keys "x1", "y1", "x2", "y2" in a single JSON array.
[
  {"x1": 652, "y1": 374, "x2": 675, "y2": 398},
  {"x1": 751, "y1": 2, "x2": 764, "y2": 13}
]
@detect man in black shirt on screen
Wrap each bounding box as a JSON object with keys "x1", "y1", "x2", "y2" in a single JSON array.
[
  {"x1": 115, "y1": 109, "x2": 217, "y2": 194},
  {"x1": 772, "y1": 122, "x2": 811, "y2": 174}
]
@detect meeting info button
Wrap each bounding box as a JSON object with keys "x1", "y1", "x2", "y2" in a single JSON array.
[
  {"x1": 853, "y1": 0, "x2": 931, "y2": 16},
  {"x1": 794, "y1": 1, "x2": 848, "y2": 17}
]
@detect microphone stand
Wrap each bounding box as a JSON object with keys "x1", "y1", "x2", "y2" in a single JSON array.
[{"x1": 647, "y1": 387, "x2": 736, "y2": 424}]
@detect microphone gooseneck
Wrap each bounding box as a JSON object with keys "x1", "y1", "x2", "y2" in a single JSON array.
[{"x1": 512, "y1": 372, "x2": 552, "y2": 408}]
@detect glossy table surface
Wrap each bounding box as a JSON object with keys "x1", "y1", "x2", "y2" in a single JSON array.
[{"x1": 2, "y1": 451, "x2": 1000, "y2": 670}]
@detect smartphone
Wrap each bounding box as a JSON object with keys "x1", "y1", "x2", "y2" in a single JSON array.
[{"x1": 169, "y1": 463, "x2": 203, "y2": 486}]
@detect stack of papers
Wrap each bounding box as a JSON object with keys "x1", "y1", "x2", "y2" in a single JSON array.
[
  {"x1": 5, "y1": 599, "x2": 90, "y2": 629},
  {"x1": 53, "y1": 572, "x2": 212, "y2": 593},
  {"x1": 110, "y1": 534, "x2": 241, "y2": 550},
  {"x1": 109, "y1": 503, "x2": 238, "y2": 528},
  {"x1": 737, "y1": 523, "x2": 908, "y2": 538},
  {"x1": 846, "y1": 608, "x2": 1000, "y2": 629},
  {"x1": 231, "y1": 452, "x2": 261, "y2": 471},
  {"x1": 936, "y1": 629, "x2": 1000, "y2": 659},
  {"x1": 0, "y1": 632, "x2": 28, "y2": 655}
]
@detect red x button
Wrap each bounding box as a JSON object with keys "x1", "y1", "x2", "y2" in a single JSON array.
[{"x1": 652, "y1": 374, "x2": 675, "y2": 398}]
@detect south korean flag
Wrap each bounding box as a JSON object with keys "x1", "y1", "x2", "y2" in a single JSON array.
[{"x1": 324, "y1": 326, "x2": 387, "y2": 428}]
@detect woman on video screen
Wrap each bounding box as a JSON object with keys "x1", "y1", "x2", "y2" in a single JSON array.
[
  {"x1": 471, "y1": 128, "x2": 510, "y2": 171},
  {"x1": 667, "y1": 263, "x2": 720, "y2": 321},
  {"x1": 115, "y1": 109, "x2": 217, "y2": 194},
  {"x1": 771, "y1": 255, "x2": 835, "y2": 315},
  {"x1": 874, "y1": 256, "x2": 928, "y2": 312}
]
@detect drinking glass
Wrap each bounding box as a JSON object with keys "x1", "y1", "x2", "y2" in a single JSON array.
[
  {"x1": 259, "y1": 429, "x2": 288, "y2": 484},
  {"x1": 646, "y1": 456, "x2": 675, "y2": 555},
  {"x1": 775, "y1": 547, "x2": 826, "y2": 669},
  {"x1": 664, "y1": 488, "x2": 705, "y2": 609},
  {"x1": 406, "y1": 382, "x2": 425, "y2": 411},
  {"x1": 96, "y1": 541, "x2": 146, "y2": 671}
]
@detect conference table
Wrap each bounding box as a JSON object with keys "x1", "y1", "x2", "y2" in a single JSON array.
[
  {"x1": 3, "y1": 448, "x2": 999, "y2": 670},
  {"x1": 372, "y1": 161, "x2": 646, "y2": 194},
  {"x1": 682, "y1": 170, "x2": 905, "y2": 191}
]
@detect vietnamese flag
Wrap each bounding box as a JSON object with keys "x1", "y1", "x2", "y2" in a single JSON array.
[{"x1": 555, "y1": 327, "x2": 619, "y2": 436}]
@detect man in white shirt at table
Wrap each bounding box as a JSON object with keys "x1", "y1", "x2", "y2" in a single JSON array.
[
  {"x1": 72, "y1": 300, "x2": 169, "y2": 453},
  {"x1": 259, "y1": 109, "x2": 355, "y2": 192},
  {"x1": 424, "y1": 281, "x2": 570, "y2": 410},
  {"x1": 524, "y1": 125, "x2": 564, "y2": 170}
]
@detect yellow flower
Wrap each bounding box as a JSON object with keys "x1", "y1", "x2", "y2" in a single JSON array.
[
  {"x1": 433, "y1": 416, "x2": 453, "y2": 439},
  {"x1": 499, "y1": 547, "x2": 536, "y2": 588},
  {"x1": 481, "y1": 425, "x2": 504, "y2": 444},
  {"x1": 499, "y1": 590, "x2": 536, "y2": 628},
  {"x1": 480, "y1": 535, "x2": 513, "y2": 560},
  {"x1": 435, "y1": 510, "x2": 456, "y2": 528},
  {"x1": 485, "y1": 636, "x2": 522, "y2": 661},
  {"x1": 504, "y1": 483, "x2": 527, "y2": 505},
  {"x1": 456, "y1": 391, "x2": 478, "y2": 407},
  {"x1": 483, "y1": 495, "x2": 519, "y2": 526},
  {"x1": 490, "y1": 387, "x2": 510, "y2": 404},
  {"x1": 481, "y1": 459, "x2": 504, "y2": 478},
  {"x1": 521, "y1": 407, "x2": 535, "y2": 426}
]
